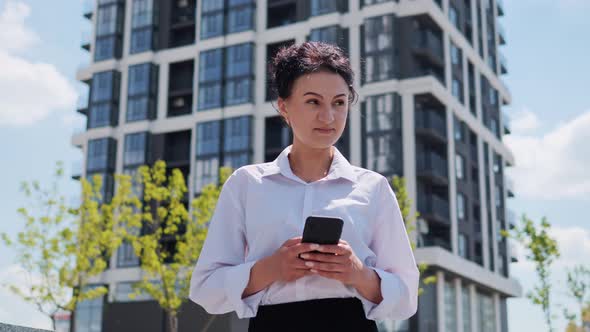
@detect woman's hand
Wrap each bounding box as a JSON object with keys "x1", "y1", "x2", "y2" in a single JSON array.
[
  {"x1": 298, "y1": 239, "x2": 365, "y2": 286},
  {"x1": 268, "y1": 236, "x2": 320, "y2": 283},
  {"x1": 299, "y1": 239, "x2": 383, "y2": 303}
]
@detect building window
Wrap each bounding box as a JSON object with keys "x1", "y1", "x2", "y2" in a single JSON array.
[
  {"x1": 124, "y1": 132, "x2": 148, "y2": 167},
  {"x1": 225, "y1": 43, "x2": 254, "y2": 106},
  {"x1": 444, "y1": 279, "x2": 458, "y2": 332},
  {"x1": 477, "y1": 291, "x2": 496, "y2": 332},
  {"x1": 362, "y1": 0, "x2": 394, "y2": 6},
  {"x1": 117, "y1": 241, "x2": 140, "y2": 267},
  {"x1": 489, "y1": 86, "x2": 498, "y2": 107},
  {"x1": 95, "y1": 1, "x2": 124, "y2": 61},
  {"x1": 310, "y1": 0, "x2": 339, "y2": 17},
  {"x1": 456, "y1": 153, "x2": 465, "y2": 180},
  {"x1": 89, "y1": 71, "x2": 119, "y2": 129},
  {"x1": 454, "y1": 117, "x2": 464, "y2": 142},
  {"x1": 362, "y1": 15, "x2": 395, "y2": 83},
  {"x1": 168, "y1": 60, "x2": 194, "y2": 117},
  {"x1": 459, "y1": 233, "x2": 468, "y2": 258},
  {"x1": 130, "y1": 0, "x2": 156, "y2": 54},
  {"x1": 309, "y1": 25, "x2": 348, "y2": 52},
  {"x1": 87, "y1": 138, "x2": 116, "y2": 172},
  {"x1": 200, "y1": 0, "x2": 255, "y2": 39},
  {"x1": 127, "y1": 63, "x2": 157, "y2": 122},
  {"x1": 228, "y1": 0, "x2": 255, "y2": 33},
  {"x1": 114, "y1": 282, "x2": 152, "y2": 302},
  {"x1": 462, "y1": 285, "x2": 472, "y2": 331},
  {"x1": 224, "y1": 116, "x2": 252, "y2": 169},
  {"x1": 195, "y1": 121, "x2": 221, "y2": 193},
  {"x1": 451, "y1": 42, "x2": 461, "y2": 66},
  {"x1": 198, "y1": 49, "x2": 223, "y2": 110},
  {"x1": 452, "y1": 78, "x2": 464, "y2": 103},
  {"x1": 74, "y1": 285, "x2": 105, "y2": 332},
  {"x1": 195, "y1": 117, "x2": 252, "y2": 193},
  {"x1": 457, "y1": 192, "x2": 465, "y2": 220},
  {"x1": 199, "y1": 43, "x2": 254, "y2": 110},
  {"x1": 362, "y1": 93, "x2": 403, "y2": 177},
  {"x1": 449, "y1": 5, "x2": 459, "y2": 30}
]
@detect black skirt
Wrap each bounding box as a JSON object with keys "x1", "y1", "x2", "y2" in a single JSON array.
[{"x1": 248, "y1": 297, "x2": 378, "y2": 332}]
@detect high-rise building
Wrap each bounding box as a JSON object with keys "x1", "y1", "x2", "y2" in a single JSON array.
[{"x1": 72, "y1": 0, "x2": 520, "y2": 331}]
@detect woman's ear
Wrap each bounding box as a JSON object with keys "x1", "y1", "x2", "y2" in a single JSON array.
[{"x1": 277, "y1": 98, "x2": 290, "y2": 126}]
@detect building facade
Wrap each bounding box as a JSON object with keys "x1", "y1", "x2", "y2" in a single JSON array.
[{"x1": 72, "y1": 0, "x2": 520, "y2": 331}]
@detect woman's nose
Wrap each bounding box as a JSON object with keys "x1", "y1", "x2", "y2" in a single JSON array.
[{"x1": 317, "y1": 106, "x2": 335, "y2": 123}]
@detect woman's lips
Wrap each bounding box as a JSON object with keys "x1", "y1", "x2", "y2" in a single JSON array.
[{"x1": 314, "y1": 128, "x2": 335, "y2": 134}]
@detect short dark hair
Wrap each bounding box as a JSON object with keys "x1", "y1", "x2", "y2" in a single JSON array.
[{"x1": 269, "y1": 41, "x2": 358, "y2": 105}]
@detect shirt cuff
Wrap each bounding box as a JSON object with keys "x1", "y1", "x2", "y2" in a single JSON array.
[
  {"x1": 224, "y1": 260, "x2": 266, "y2": 319},
  {"x1": 358, "y1": 267, "x2": 404, "y2": 321}
]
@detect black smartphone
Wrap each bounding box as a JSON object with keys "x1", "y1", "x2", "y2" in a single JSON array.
[{"x1": 301, "y1": 215, "x2": 344, "y2": 249}]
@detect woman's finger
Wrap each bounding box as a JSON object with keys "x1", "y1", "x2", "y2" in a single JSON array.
[
  {"x1": 304, "y1": 261, "x2": 345, "y2": 272},
  {"x1": 315, "y1": 244, "x2": 350, "y2": 256},
  {"x1": 299, "y1": 252, "x2": 346, "y2": 264}
]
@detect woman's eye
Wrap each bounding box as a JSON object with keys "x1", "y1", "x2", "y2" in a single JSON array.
[
  {"x1": 334, "y1": 100, "x2": 345, "y2": 106},
  {"x1": 306, "y1": 99, "x2": 319, "y2": 105}
]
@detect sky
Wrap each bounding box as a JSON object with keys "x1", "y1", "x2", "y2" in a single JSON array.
[{"x1": 0, "y1": 0, "x2": 589, "y2": 331}]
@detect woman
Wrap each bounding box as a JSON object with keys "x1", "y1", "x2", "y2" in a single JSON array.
[{"x1": 189, "y1": 42, "x2": 419, "y2": 332}]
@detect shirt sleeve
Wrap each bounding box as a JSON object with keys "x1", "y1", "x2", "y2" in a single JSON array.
[
  {"x1": 189, "y1": 168, "x2": 265, "y2": 318},
  {"x1": 358, "y1": 175, "x2": 420, "y2": 321}
]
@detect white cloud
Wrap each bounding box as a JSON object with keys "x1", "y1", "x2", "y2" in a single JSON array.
[
  {"x1": 0, "y1": 1, "x2": 38, "y2": 53},
  {"x1": 505, "y1": 110, "x2": 590, "y2": 200},
  {"x1": 510, "y1": 108, "x2": 541, "y2": 134},
  {"x1": 0, "y1": 1, "x2": 77, "y2": 127}
]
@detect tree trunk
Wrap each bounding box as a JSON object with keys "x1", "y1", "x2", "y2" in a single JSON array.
[
  {"x1": 50, "y1": 314, "x2": 56, "y2": 332},
  {"x1": 168, "y1": 312, "x2": 178, "y2": 332}
]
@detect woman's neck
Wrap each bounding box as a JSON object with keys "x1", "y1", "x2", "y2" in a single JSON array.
[{"x1": 288, "y1": 143, "x2": 334, "y2": 183}]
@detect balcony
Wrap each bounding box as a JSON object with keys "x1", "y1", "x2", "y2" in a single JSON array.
[
  {"x1": 416, "y1": 150, "x2": 448, "y2": 185},
  {"x1": 507, "y1": 208, "x2": 516, "y2": 229},
  {"x1": 422, "y1": 236, "x2": 451, "y2": 251},
  {"x1": 81, "y1": 29, "x2": 91, "y2": 51},
  {"x1": 76, "y1": 91, "x2": 89, "y2": 116},
  {"x1": 415, "y1": 108, "x2": 447, "y2": 143},
  {"x1": 498, "y1": 23, "x2": 506, "y2": 45},
  {"x1": 83, "y1": 0, "x2": 93, "y2": 20},
  {"x1": 71, "y1": 160, "x2": 82, "y2": 181},
  {"x1": 413, "y1": 28, "x2": 444, "y2": 68},
  {"x1": 497, "y1": 0, "x2": 505, "y2": 17},
  {"x1": 418, "y1": 193, "x2": 450, "y2": 225},
  {"x1": 502, "y1": 110, "x2": 511, "y2": 135},
  {"x1": 509, "y1": 240, "x2": 518, "y2": 263},
  {"x1": 500, "y1": 52, "x2": 508, "y2": 74},
  {"x1": 506, "y1": 176, "x2": 515, "y2": 198}
]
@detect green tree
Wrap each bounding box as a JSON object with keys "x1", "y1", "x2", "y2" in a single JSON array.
[
  {"x1": 502, "y1": 215, "x2": 560, "y2": 332},
  {"x1": 0, "y1": 162, "x2": 121, "y2": 330},
  {"x1": 390, "y1": 176, "x2": 436, "y2": 296},
  {"x1": 563, "y1": 265, "x2": 590, "y2": 330},
  {"x1": 120, "y1": 161, "x2": 232, "y2": 332}
]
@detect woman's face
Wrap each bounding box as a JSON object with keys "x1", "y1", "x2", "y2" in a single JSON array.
[{"x1": 278, "y1": 70, "x2": 350, "y2": 150}]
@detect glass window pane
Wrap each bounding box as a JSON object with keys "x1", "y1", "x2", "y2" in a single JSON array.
[
  {"x1": 124, "y1": 132, "x2": 147, "y2": 166},
  {"x1": 226, "y1": 43, "x2": 253, "y2": 78},
  {"x1": 224, "y1": 116, "x2": 251, "y2": 152},
  {"x1": 128, "y1": 64, "x2": 150, "y2": 96},
  {"x1": 131, "y1": 0, "x2": 154, "y2": 28},
  {"x1": 96, "y1": 5, "x2": 118, "y2": 36},
  {"x1": 91, "y1": 71, "x2": 114, "y2": 102},
  {"x1": 444, "y1": 280, "x2": 457, "y2": 332},
  {"x1": 201, "y1": 12, "x2": 224, "y2": 39},
  {"x1": 199, "y1": 49, "x2": 223, "y2": 82},
  {"x1": 228, "y1": 5, "x2": 253, "y2": 33},
  {"x1": 196, "y1": 121, "x2": 220, "y2": 156}
]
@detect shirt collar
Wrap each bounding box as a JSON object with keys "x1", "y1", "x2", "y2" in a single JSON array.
[{"x1": 262, "y1": 145, "x2": 357, "y2": 184}]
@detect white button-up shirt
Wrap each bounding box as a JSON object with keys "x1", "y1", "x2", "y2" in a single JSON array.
[{"x1": 189, "y1": 145, "x2": 419, "y2": 321}]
